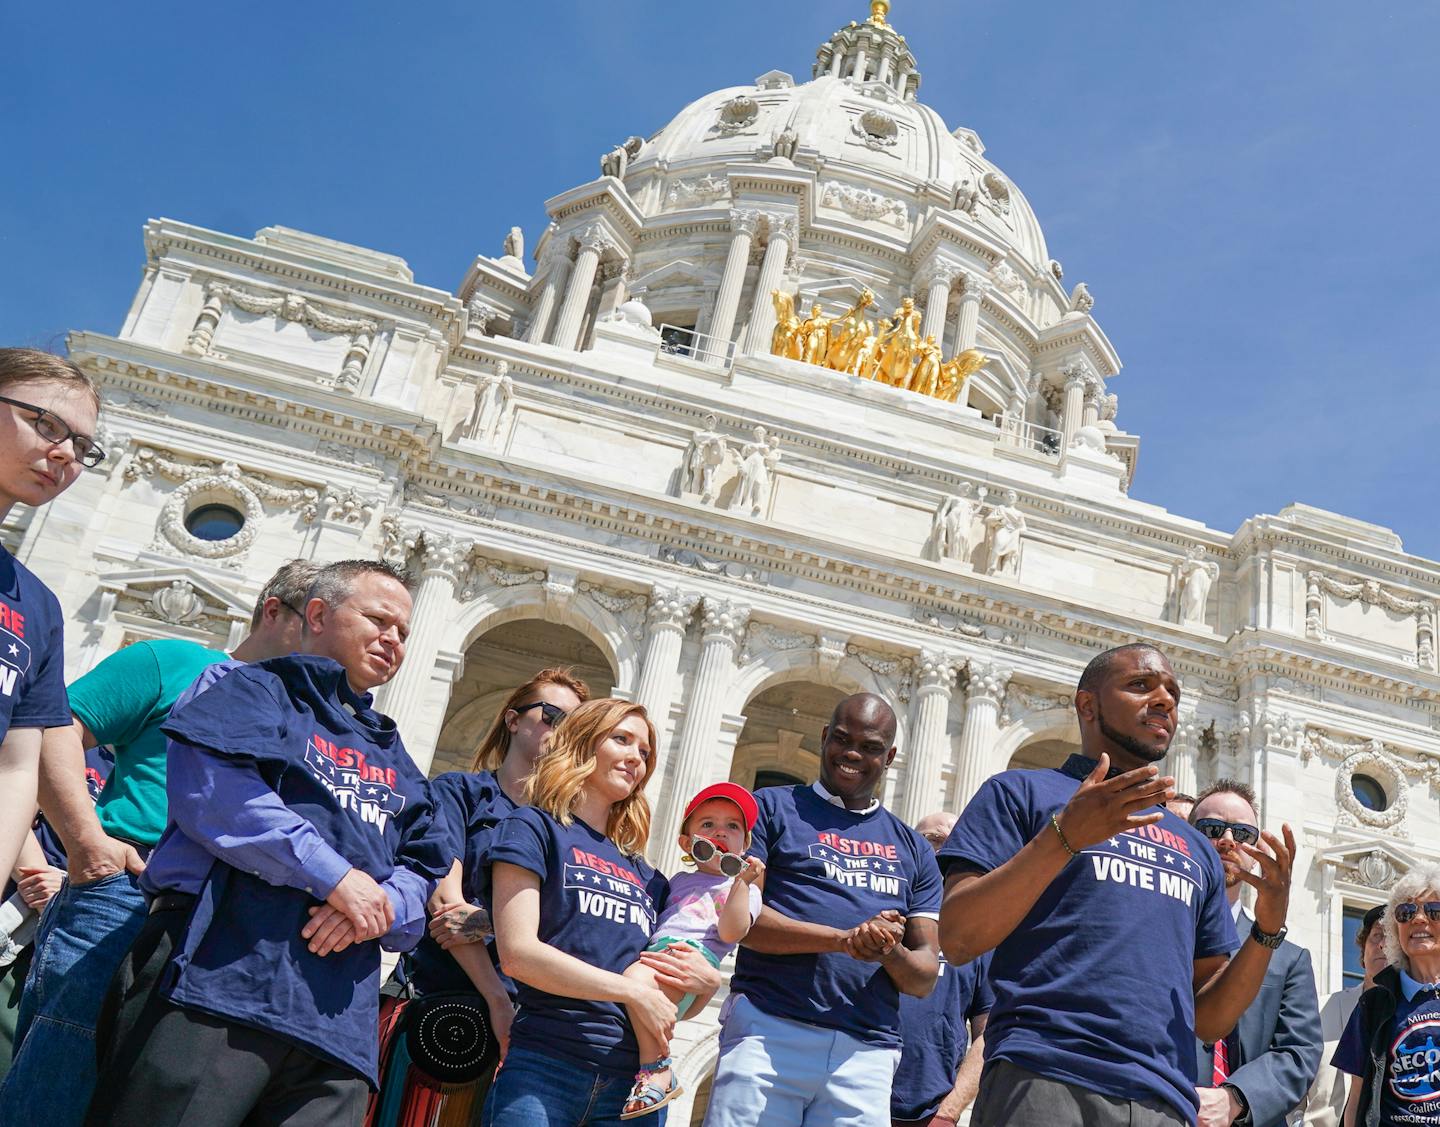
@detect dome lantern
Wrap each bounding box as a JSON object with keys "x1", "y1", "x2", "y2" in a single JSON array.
[{"x1": 814, "y1": 2, "x2": 920, "y2": 101}]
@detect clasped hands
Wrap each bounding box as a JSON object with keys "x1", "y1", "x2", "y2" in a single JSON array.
[
  {"x1": 302, "y1": 868, "x2": 395, "y2": 956},
  {"x1": 842, "y1": 909, "x2": 905, "y2": 962}
]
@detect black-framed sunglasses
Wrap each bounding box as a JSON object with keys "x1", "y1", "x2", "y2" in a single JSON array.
[
  {"x1": 0, "y1": 394, "x2": 106, "y2": 468},
  {"x1": 1394, "y1": 901, "x2": 1440, "y2": 925},
  {"x1": 513, "y1": 700, "x2": 567, "y2": 728},
  {"x1": 1194, "y1": 818, "x2": 1260, "y2": 847}
]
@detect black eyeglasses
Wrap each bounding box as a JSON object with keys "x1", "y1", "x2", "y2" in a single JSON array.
[
  {"x1": 513, "y1": 700, "x2": 567, "y2": 728},
  {"x1": 1194, "y1": 818, "x2": 1260, "y2": 847},
  {"x1": 1394, "y1": 902, "x2": 1440, "y2": 925},
  {"x1": 0, "y1": 395, "x2": 105, "y2": 468}
]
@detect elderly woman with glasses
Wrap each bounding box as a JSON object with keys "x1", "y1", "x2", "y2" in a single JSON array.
[
  {"x1": 0, "y1": 350, "x2": 102, "y2": 892},
  {"x1": 1334, "y1": 863, "x2": 1440, "y2": 1126}
]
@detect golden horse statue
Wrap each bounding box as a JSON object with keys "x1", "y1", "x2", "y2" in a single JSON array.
[
  {"x1": 936, "y1": 348, "x2": 988, "y2": 403},
  {"x1": 850, "y1": 317, "x2": 892, "y2": 380},
  {"x1": 824, "y1": 289, "x2": 875, "y2": 373},
  {"x1": 769, "y1": 290, "x2": 802, "y2": 359},
  {"x1": 877, "y1": 297, "x2": 922, "y2": 387}
]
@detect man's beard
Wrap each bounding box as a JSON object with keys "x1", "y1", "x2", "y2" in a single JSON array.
[{"x1": 1096, "y1": 702, "x2": 1168, "y2": 764}]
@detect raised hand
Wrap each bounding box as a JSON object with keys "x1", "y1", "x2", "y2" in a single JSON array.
[
  {"x1": 1234, "y1": 824, "x2": 1295, "y2": 935},
  {"x1": 1054, "y1": 754, "x2": 1174, "y2": 853},
  {"x1": 737, "y1": 857, "x2": 766, "y2": 887}
]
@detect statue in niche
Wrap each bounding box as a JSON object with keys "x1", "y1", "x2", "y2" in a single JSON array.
[
  {"x1": 877, "y1": 297, "x2": 922, "y2": 387},
  {"x1": 503, "y1": 226, "x2": 524, "y2": 260},
  {"x1": 769, "y1": 290, "x2": 803, "y2": 359},
  {"x1": 467, "y1": 361, "x2": 513, "y2": 446},
  {"x1": 1177, "y1": 549, "x2": 1218, "y2": 626},
  {"x1": 731, "y1": 425, "x2": 781, "y2": 517},
  {"x1": 682, "y1": 413, "x2": 729, "y2": 504},
  {"x1": 909, "y1": 335, "x2": 943, "y2": 396},
  {"x1": 771, "y1": 125, "x2": 799, "y2": 161},
  {"x1": 798, "y1": 303, "x2": 832, "y2": 366},
  {"x1": 983, "y1": 489, "x2": 1026, "y2": 576},
  {"x1": 600, "y1": 135, "x2": 644, "y2": 179},
  {"x1": 936, "y1": 349, "x2": 987, "y2": 404},
  {"x1": 931, "y1": 483, "x2": 979, "y2": 564},
  {"x1": 824, "y1": 289, "x2": 875, "y2": 373},
  {"x1": 851, "y1": 317, "x2": 892, "y2": 380}
]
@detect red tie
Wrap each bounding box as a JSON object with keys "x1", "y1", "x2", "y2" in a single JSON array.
[{"x1": 1212, "y1": 1037, "x2": 1230, "y2": 1086}]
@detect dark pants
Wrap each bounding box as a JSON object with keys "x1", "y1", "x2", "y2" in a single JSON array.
[
  {"x1": 972, "y1": 1060, "x2": 1188, "y2": 1127},
  {"x1": 86, "y1": 904, "x2": 367, "y2": 1127}
]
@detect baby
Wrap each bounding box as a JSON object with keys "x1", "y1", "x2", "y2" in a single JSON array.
[{"x1": 620, "y1": 782, "x2": 765, "y2": 1120}]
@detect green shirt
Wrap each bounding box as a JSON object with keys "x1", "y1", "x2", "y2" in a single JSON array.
[{"x1": 68, "y1": 638, "x2": 228, "y2": 846}]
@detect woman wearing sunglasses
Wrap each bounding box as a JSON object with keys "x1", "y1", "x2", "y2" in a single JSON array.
[
  {"x1": 368, "y1": 668, "x2": 588, "y2": 1127},
  {"x1": 1333, "y1": 864, "x2": 1440, "y2": 1126},
  {"x1": 0, "y1": 350, "x2": 102, "y2": 895},
  {"x1": 484, "y1": 699, "x2": 721, "y2": 1127}
]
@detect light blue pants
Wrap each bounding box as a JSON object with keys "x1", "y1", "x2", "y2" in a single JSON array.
[{"x1": 701, "y1": 993, "x2": 900, "y2": 1127}]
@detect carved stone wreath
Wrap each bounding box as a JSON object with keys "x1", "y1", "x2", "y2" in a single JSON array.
[
  {"x1": 853, "y1": 108, "x2": 899, "y2": 150},
  {"x1": 157, "y1": 473, "x2": 267, "y2": 560},
  {"x1": 1335, "y1": 749, "x2": 1407, "y2": 833},
  {"x1": 981, "y1": 172, "x2": 1012, "y2": 216}
]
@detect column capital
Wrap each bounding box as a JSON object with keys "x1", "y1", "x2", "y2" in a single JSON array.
[
  {"x1": 465, "y1": 294, "x2": 502, "y2": 335},
  {"x1": 647, "y1": 585, "x2": 701, "y2": 631},
  {"x1": 416, "y1": 531, "x2": 475, "y2": 583},
  {"x1": 574, "y1": 222, "x2": 619, "y2": 256},
  {"x1": 761, "y1": 212, "x2": 799, "y2": 245},
  {"x1": 1061, "y1": 354, "x2": 1098, "y2": 391},
  {"x1": 959, "y1": 273, "x2": 993, "y2": 303},
  {"x1": 916, "y1": 259, "x2": 962, "y2": 293},
  {"x1": 917, "y1": 650, "x2": 961, "y2": 692},
  {"x1": 963, "y1": 659, "x2": 1012, "y2": 704},
  {"x1": 730, "y1": 208, "x2": 763, "y2": 237},
  {"x1": 699, "y1": 597, "x2": 752, "y2": 649}
]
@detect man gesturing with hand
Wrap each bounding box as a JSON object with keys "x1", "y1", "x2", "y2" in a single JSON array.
[{"x1": 939, "y1": 643, "x2": 1295, "y2": 1127}]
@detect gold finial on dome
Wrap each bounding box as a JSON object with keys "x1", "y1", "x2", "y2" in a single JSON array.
[{"x1": 869, "y1": 0, "x2": 891, "y2": 27}]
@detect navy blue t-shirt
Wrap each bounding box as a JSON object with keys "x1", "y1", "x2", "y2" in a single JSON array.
[
  {"x1": 940, "y1": 755, "x2": 1236, "y2": 1122},
  {"x1": 892, "y1": 952, "x2": 994, "y2": 1121},
  {"x1": 0, "y1": 546, "x2": 70, "y2": 738},
  {"x1": 730, "y1": 784, "x2": 943, "y2": 1049},
  {"x1": 159, "y1": 655, "x2": 450, "y2": 1083},
  {"x1": 1334, "y1": 975, "x2": 1440, "y2": 1124},
  {"x1": 407, "y1": 769, "x2": 517, "y2": 996},
  {"x1": 488, "y1": 805, "x2": 668, "y2": 1077}
]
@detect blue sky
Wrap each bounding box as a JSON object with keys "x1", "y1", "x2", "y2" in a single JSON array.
[{"x1": 4, "y1": 2, "x2": 1438, "y2": 560}]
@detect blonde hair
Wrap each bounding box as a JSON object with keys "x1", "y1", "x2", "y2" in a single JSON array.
[
  {"x1": 470, "y1": 668, "x2": 591, "y2": 772},
  {"x1": 525, "y1": 698, "x2": 655, "y2": 857}
]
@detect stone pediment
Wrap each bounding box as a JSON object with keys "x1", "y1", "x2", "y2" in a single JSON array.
[
  {"x1": 630, "y1": 259, "x2": 718, "y2": 292},
  {"x1": 1316, "y1": 837, "x2": 1421, "y2": 892},
  {"x1": 97, "y1": 564, "x2": 254, "y2": 630}
]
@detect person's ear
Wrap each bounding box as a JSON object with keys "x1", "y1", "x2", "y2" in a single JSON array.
[
  {"x1": 303, "y1": 597, "x2": 325, "y2": 635},
  {"x1": 885, "y1": 746, "x2": 897, "y2": 768},
  {"x1": 1074, "y1": 688, "x2": 1096, "y2": 723}
]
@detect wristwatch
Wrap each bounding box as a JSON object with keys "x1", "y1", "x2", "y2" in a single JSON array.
[
  {"x1": 1249, "y1": 919, "x2": 1287, "y2": 949},
  {"x1": 1220, "y1": 1083, "x2": 1252, "y2": 1126}
]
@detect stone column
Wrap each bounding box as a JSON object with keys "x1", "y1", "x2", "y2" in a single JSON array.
[
  {"x1": 633, "y1": 586, "x2": 700, "y2": 818},
  {"x1": 919, "y1": 262, "x2": 959, "y2": 342},
  {"x1": 651, "y1": 598, "x2": 750, "y2": 869},
  {"x1": 1060, "y1": 359, "x2": 1092, "y2": 447},
  {"x1": 1169, "y1": 706, "x2": 1201, "y2": 798},
  {"x1": 876, "y1": 46, "x2": 893, "y2": 85},
  {"x1": 828, "y1": 49, "x2": 844, "y2": 77},
  {"x1": 741, "y1": 214, "x2": 796, "y2": 355},
  {"x1": 954, "y1": 275, "x2": 990, "y2": 353},
  {"x1": 708, "y1": 209, "x2": 760, "y2": 349},
  {"x1": 525, "y1": 255, "x2": 571, "y2": 344},
  {"x1": 851, "y1": 43, "x2": 869, "y2": 80},
  {"x1": 952, "y1": 660, "x2": 1012, "y2": 811},
  {"x1": 900, "y1": 651, "x2": 959, "y2": 825},
  {"x1": 381, "y1": 532, "x2": 472, "y2": 770},
  {"x1": 552, "y1": 226, "x2": 613, "y2": 352},
  {"x1": 1081, "y1": 380, "x2": 1103, "y2": 429}
]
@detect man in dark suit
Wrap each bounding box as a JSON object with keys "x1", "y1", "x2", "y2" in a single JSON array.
[{"x1": 1190, "y1": 780, "x2": 1322, "y2": 1127}]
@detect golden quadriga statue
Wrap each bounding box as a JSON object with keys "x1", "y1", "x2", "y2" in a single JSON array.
[{"x1": 768, "y1": 289, "x2": 987, "y2": 404}]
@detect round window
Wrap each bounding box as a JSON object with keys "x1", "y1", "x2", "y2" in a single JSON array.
[
  {"x1": 184, "y1": 503, "x2": 245, "y2": 542},
  {"x1": 1351, "y1": 773, "x2": 1389, "y2": 812}
]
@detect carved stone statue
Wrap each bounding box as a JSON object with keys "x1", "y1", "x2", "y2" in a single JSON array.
[
  {"x1": 877, "y1": 297, "x2": 922, "y2": 387},
  {"x1": 771, "y1": 125, "x2": 799, "y2": 161},
  {"x1": 770, "y1": 290, "x2": 803, "y2": 359},
  {"x1": 953, "y1": 179, "x2": 979, "y2": 216},
  {"x1": 851, "y1": 317, "x2": 891, "y2": 380},
  {"x1": 682, "y1": 413, "x2": 729, "y2": 504},
  {"x1": 824, "y1": 289, "x2": 875, "y2": 373},
  {"x1": 731, "y1": 425, "x2": 781, "y2": 517},
  {"x1": 937, "y1": 349, "x2": 987, "y2": 403},
  {"x1": 931, "y1": 483, "x2": 979, "y2": 564},
  {"x1": 467, "y1": 361, "x2": 513, "y2": 445},
  {"x1": 1069, "y1": 282, "x2": 1094, "y2": 314},
  {"x1": 1178, "y1": 549, "x2": 1218, "y2": 626},
  {"x1": 600, "y1": 135, "x2": 644, "y2": 179},
  {"x1": 798, "y1": 303, "x2": 831, "y2": 366},
  {"x1": 909, "y1": 335, "x2": 943, "y2": 396},
  {"x1": 983, "y1": 489, "x2": 1026, "y2": 576},
  {"x1": 503, "y1": 226, "x2": 524, "y2": 260}
]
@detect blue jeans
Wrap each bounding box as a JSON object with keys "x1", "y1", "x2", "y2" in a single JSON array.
[
  {"x1": 702, "y1": 993, "x2": 900, "y2": 1127},
  {"x1": 483, "y1": 1046, "x2": 666, "y2": 1127},
  {"x1": 0, "y1": 871, "x2": 147, "y2": 1127}
]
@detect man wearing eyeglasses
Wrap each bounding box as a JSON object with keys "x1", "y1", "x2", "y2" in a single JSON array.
[
  {"x1": 0, "y1": 560, "x2": 318, "y2": 1127},
  {"x1": 1189, "y1": 781, "x2": 1322, "y2": 1127}
]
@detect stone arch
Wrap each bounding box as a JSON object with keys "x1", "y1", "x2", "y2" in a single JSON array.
[
  {"x1": 672, "y1": 1022, "x2": 722, "y2": 1126},
  {"x1": 992, "y1": 708, "x2": 1080, "y2": 774}
]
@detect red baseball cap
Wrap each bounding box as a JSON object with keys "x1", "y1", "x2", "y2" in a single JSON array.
[{"x1": 683, "y1": 782, "x2": 758, "y2": 832}]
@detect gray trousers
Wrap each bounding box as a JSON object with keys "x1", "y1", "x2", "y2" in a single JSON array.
[{"x1": 973, "y1": 1060, "x2": 1190, "y2": 1127}]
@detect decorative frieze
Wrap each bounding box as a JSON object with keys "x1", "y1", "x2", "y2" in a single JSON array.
[{"x1": 820, "y1": 181, "x2": 906, "y2": 228}]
